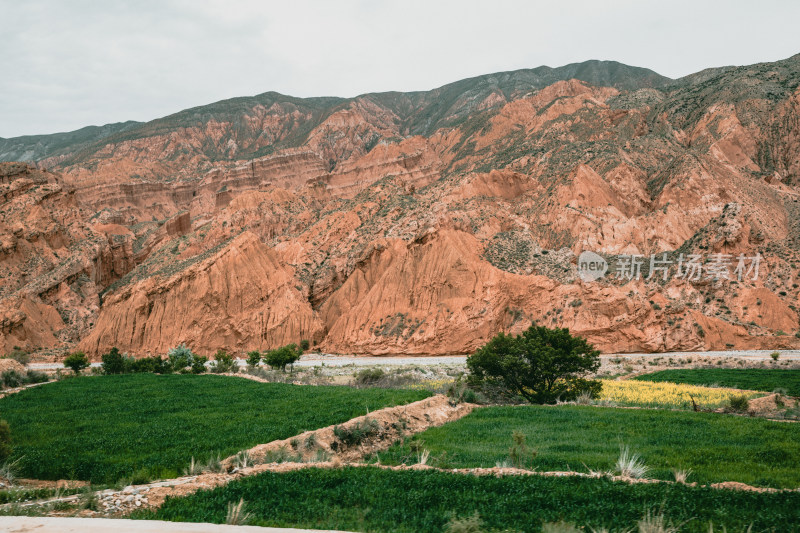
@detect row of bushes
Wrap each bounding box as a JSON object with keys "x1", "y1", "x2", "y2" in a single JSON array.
[
  {"x1": 246, "y1": 343, "x2": 305, "y2": 372},
  {"x1": 61, "y1": 342, "x2": 309, "y2": 376},
  {"x1": 0, "y1": 369, "x2": 48, "y2": 389}
]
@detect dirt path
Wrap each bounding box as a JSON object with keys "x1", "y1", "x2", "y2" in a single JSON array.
[{"x1": 0, "y1": 516, "x2": 351, "y2": 532}]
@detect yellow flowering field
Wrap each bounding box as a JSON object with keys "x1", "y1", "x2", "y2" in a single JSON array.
[
  {"x1": 407, "y1": 378, "x2": 455, "y2": 393},
  {"x1": 599, "y1": 379, "x2": 763, "y2": 409}
]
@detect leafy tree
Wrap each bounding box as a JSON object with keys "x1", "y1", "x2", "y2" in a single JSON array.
[
  {"x1": 246, "y1": 351, "x2": 262, "y2": 368},
  {"x1": 0, "y1": 420, "x2": 10, "y2": 462},
  {"x1": 265, "y1": 344, "x2": 302, "y2": 372},
  {"x1": 168, "y1": 344, "x2": 194, "y2": 372},
  {"x1": 101, "y1": 347, "x2": 126, "y2": 374},
  {"x1": 210, "y1": 349, "x2": 236, "y2": 373},
  {"x1": 63, "y1": 351, "x2": 90, "y2": 375},
  {"x1": 467, "y1": 324, "x2": 601, "y2": 404},
  {"x1": 191, "y1": 355, "x2": 208, "y2": 374}
]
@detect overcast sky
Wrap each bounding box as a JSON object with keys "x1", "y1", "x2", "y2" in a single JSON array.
[{"x1": 2, "y1": 0, "x2": 799, "y2": 138}]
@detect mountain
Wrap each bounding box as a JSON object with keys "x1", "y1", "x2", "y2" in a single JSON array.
[
  {"x1": 1, "y1": 56, "x2": 799, "y2": 358},
  {"x1": 0, "y1": 121, "x2": 142, "y2": 163}
]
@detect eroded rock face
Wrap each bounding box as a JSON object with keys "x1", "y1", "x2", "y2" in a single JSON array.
[
  {"x1": 4, "y1": 56, "x2": 800, "y2": 357},
  {"x1": 79, "y1": 232, "x2": 320, "y2": 356}
]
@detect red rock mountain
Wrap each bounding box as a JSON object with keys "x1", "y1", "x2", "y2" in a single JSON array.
[{"x1": 2, "y1": 57, "x2": 800, "y2": 358}]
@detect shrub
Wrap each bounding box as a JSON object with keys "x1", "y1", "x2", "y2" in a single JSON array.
[
  {"x1": 4, "y1": 346, "x2": 30, "y2": 366},
  {"x1": 332, "y1": 418, "x2": 380, "y2": 449},
  {"x1": 63, "y1": 352, "x2": 89, "y2": 374},
  {"x1": 2, "y1": 370, "x2": 23, "y2": 388},
  {"x1": 726, "y1": 394, "x2": 750, "y2": 413},
  {"x1": 771, "y1": 351, "x2": 780, "y2": 361},
  {"x1": 25, "y1": 370, "x2": 48, "y2": 384},
  {"x1": 101, "y1": 347, "x2": 127, "y2": 374},
  {"x1": 300, "y1": 339, "x2": 310, "y2": 351},
  {"x1": 264, "y1": 344, "x2": 302, "y2": 372},
  {"x1": 191, "y1": 356, "x2": 208, "y2": 375},
  {"x1": 168, "y1": 344, "x2": 194, "y2": 372},
  {"x1": 507, "y1": 431, "x2": 536, "y2": 469},
  {"x1": 246, "y1": 351, "x2": 262, "y2": 368},
  {"x1": 354, "y1": 368, "x2": 385, "y2": 386},
  {"x1": 210, "y1": 349, "x2": 236, "y2": 373},
  {"x1": 616, "y1": 445, "x2": 649, "y2": 479},
  {"x1": 467, "y1": 324, "x2": 601, "y2": 404},
  {"x1": 0, "y1": 420, "x2": 10, "y2": 462},
  {"x1": 446, "y1": 381, "x2": 480, "y2": 405}
]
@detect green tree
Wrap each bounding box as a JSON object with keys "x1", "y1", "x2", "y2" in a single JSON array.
[
  {"x1": 191, "y1": 355, "x2": 208, "y2": 374},
  {"x1": 246, "y1": 351, "x2": 262, "y2": 368},
  {"x1": 0, "y1": 420, "x2": 10, "y2": 462},
  {"x1": 211, "y1": 349, "x2": 236, "y2": 373},
  {"x1": 63, "y1": 351, "x2": 90, "y2": 375},
  {"x1": 264, "y1": 344, "x2": 302, "y2": 372},
  {"x1": 467, "y1": 324, "x2": 601, "y2": 404},
  {"x1": 168, "y1": 344, "x2": 194, "y2": 372},
  {"x1": 101, "y1": 347, "x2": 126, "y2": 374}
]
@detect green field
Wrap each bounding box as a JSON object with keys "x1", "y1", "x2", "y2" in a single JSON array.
[
  {"x1": 0, "y1": 374, "x2": 428, "y2": 483},
  {"x1": 634, "y1": 368, "x2": 800, "y2": 396},
  {"x1": 378, "y1": 405, "x2": 800, "y2": 488},
  {"x1": 137, "y1": 466, "x2": 800, "y2": 532}
]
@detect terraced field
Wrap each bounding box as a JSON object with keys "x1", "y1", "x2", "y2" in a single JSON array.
[
  {"x1": 598, "y1": 379, "x2": 763, "y2": 409},
  {"x1": 377, "y1": 405, "x2": 800, "y2": 488},
  {"x1": 0, "y1": 374, "x2": 428, "y2": 483},
  {"x1": 635, "y1": 369, "x2": 800, "y2": 396},
  {"x1": 136, "y1": 467, "x2": 800, "y2": 532}
]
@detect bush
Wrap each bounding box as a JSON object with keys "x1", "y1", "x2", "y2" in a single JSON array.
[
  {"x1": 246, "y1": 351, "x2": 262, "y2": 368},
  {"x1": 300, "y1": 339, "x2": 310, "y2": 351},
  {"x1": 63, "y1": 352, "x2": 89, "y2": 374},
  {"x1": 4, "y1": 346, "x2": 30, "y2": 366},
  {"x1": 210, "y1": 350, "x2": 236, "y2": 373},
  {"x1": 0, "y1": 420, "x2": 10, "y2": 463},
  {"x1": 168, "y1": 344, "x2": 194, "y2": 372},
  {"x1": 727, "y1": 394, "x2": 750, "y2": 413},
  {"x1": 25, "y1": 370, "x2": 48, "y2": 384},
  {"x1": 2, "y1": 370, "x2": 23, "y2": 388},
  {"x1": 354, "y1": 368, "x2": 385, "y2": 386},
  {"x1": 771, "y1": 351, "x2": 780, "y2": 361},
  {"x1": 101, "y1": 347, "x2": 127, "y2": 374},
  {"x1": 332, "y1": 418, "x2": 380, "y2": 449},
  {"x1": 264, "y1": 344, "x2": 302, "y2": 372},
  {"x1": 191, "y1": 356, "x2": 208, "y2": 375},
  {"x1": 467, "y1": 324, "x2": 601, "y2": 404}
]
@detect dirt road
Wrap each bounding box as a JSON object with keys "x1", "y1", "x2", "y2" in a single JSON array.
[{"x1": 0, "y1": 516, "x2": 351, "y2": 532}]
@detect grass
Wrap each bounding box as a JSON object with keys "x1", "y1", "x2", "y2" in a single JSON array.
[
  {"x1": 0, "y1": 374, "x2": 428, "y2": 483},
  {"x1": 634, "y1": 369, "x2": 800, "y2": 396},
  {"x1": 135, "y1": 466, "x2": 800, "y2": 532},
  {"x1": 598, "y1": 379, "x2": 763, "y2": 409},
  {"x1": 377, "y1": 405, "x2": 800, "y2": 489}
]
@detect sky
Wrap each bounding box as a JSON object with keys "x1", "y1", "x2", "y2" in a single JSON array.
[{"x1": 2, "y1": 0, "x2": 799, "y2": 138}]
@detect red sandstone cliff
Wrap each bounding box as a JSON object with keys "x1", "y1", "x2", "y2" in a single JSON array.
[{"x1": 2, "y1": 56, "x2": 800, "y2": 357}]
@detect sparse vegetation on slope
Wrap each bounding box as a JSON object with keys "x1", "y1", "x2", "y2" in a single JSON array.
[{"x1": 0, "y1": 374, "x2": 428, "y2": 483}]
